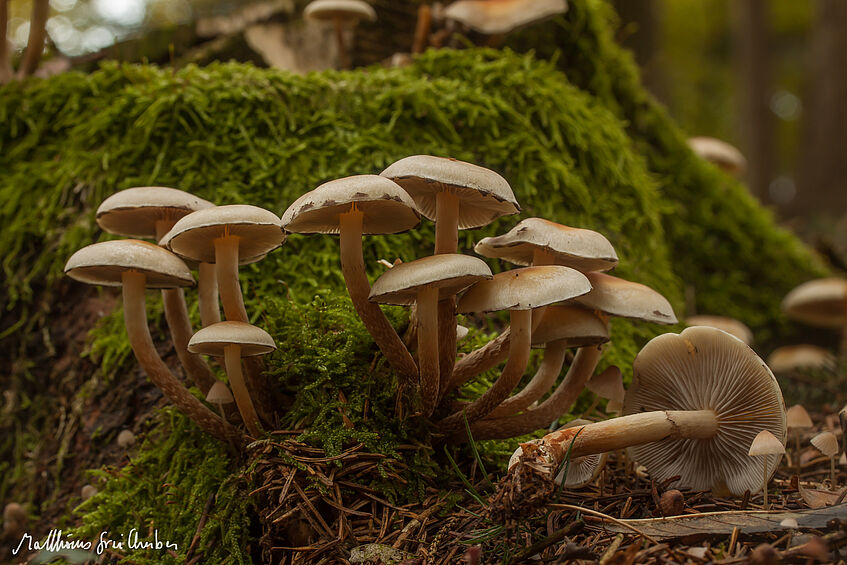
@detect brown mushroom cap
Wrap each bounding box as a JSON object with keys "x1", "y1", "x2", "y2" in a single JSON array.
[
  {"x1": 811, "y1": 431, "x2": 839, "y2": 457},
  {"x1": 530, "y1": 305, "x2": 610, "y2": 348},
  {"x1": 767, "y1": 345, "x2": 836, "y2": 373},
  {"x1": 304, "y1": 0, "x2": 377, "y2": 22},
  {"x1": 280, "y1": 174, "x2": 420, "y2": 234},
  {"x1": 748, "y1": 430, "x2": 786, "y2": 456},
  {"x1": 457, "y1": 266, "x2": 591, "y2": 313},
  {"x1": 586, "y1": 365, "x2": 624, "y2": 403},
  {"x1": 368, "y1": 254, "x2": 492, "y2": 305},
  {"x1": 474, "y1": 218, "x2": 618, "y2": 272},
  {"x1": 380, "y1": 155, "x2": 519, "y2": 229},
  {"x1": 686, "y1": 315, "x2": 753, "y2": 346},
  {"x1": 188, "y1": 321, "x2": 276, "y2": 357},
  {"x1": 64, "y1": 239, "x2": 194, "y2": 288},
  {"x1": 96, "y1": 186, "x2": 215, "y2": 238},
  {"x1": 444, "y1": 0, "x2": 568, "y2": 35},
  {"x1": 786, "y1": 405, "x2": 813, "y2": 430},
  {"x1": 574, "y1": 272, "x2": 677, "y2": 325},
  {"x1": 624, "y1": 326, "x2": 787, "y2": 495},
  {"x1": 782, "y1": 278, "x2": 847, "y2": 328},
  {"x1": 688, "y1": 137, "x2": 747, "y2": 176},
  {"x1": 163, "y1": 205, "x2": 285, "y2": 264}
]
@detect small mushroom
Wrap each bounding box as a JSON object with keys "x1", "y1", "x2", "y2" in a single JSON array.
[
  {"x1": 786, "y1": 405, "x2": 813, "y2": 467},
  {"x1": 585, "y1": 365, "x2": 625, "y2": 415},
  {"x1": 748, "y1": 430, "x2": 785, "y2": 508},
  {"x1": 659, "y1": 489, "x2": 685, "y2": 517},
  {"x1": 80, "y1": 484, "x2": 98, "y2": 501},
  {"x1": 686, "y1": 315, "x2": 753, "y2": 346},
  {"x1": 2, "y1": 502, "x2": 26, "y2": 541},
  {"x1": 189, "y1": 321, "x2": 276, "y2": 437},
  {"x1": 116, "y1": 429, "x2": 136, "y2": 449},
  {"x1": 782, "y1": 277, "x2": 847, "y2": 359},
  {"x1": 303, "y1": 0, "x2": 376, "y2": 69},
  {"x1": 687, "y1": 136, "x2": 747, "y2": 177},
  {"x1": 456, "y1": 324, "x2": 469, "y2": 343},
  {"x1": 810, "y1": 431, "x2": 839, "y2": 486},
  {"x1": 206, "y1": 381, "x2": 235, "y2": 420}
]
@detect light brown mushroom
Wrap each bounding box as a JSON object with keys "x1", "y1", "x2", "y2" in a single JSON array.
[
  {"x1": 585, "y1": 365, "x2": 625, "y2": 415},
  {"x1": 64, "y1": 240, "x2": 243, "y2": 446},
  {"x1": 786, "y1": 404, "x2": 813, "y2": 467},
  {"x1": 687, "y1": 136, "x2": 748, "y2": 177},
  {"x1": 304, "y1": 0, "x2": 376, "y2": 69},
  {"x1": 767, "y1": 345, "x2": 836, "y2": 374},
  {"x1": 206, "y1": 381, "x2": 235, "y2": 420},
  {"x1": 748, "y1": 430, "x2": 786, "y2": 508},
  {"x1": 810, "y1": 431, "x2": 840, "y2": 486},
  {"x1": 444, "y1": 0, "x2": 568, "y2": 35},
  {"x1": 782, "y1": 278, "x2": 847, "y2": 358}
]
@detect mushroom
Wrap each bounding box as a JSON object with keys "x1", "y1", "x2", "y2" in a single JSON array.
[
  {"x1": 369, "y1": 254, "x2": 492, "y2": 415},
  {"x1": 189, "y1": 321, "x2": 276, "y2": 437},
  {"x1": 687, "y1": 136, "x2": 748, "y2": 177},
  {"x1": 206, "y1": 381, "x2": 235, "y2": 420},
  {"x1": 810, "y1": 431, "x2": 839, "y2": 486},
  {"x1": 511, "y1": 327, "x2": 786, "y2": 496},
  {"x1": 444, "y1": 0, "x2": 568, "y2": 35},
  {"x1": 456, "y1": 324, "x2": 470, "y2": 342},
  {"x1": 3, "y1": 502, "x2": 27, "y2": 541},
  {"x1": 116, "y1": 429, "x2": 136, "y2": 449},
  {"x1": 748, "y1": 430, "x2": 785, "y2": 508},
  {"x1": 585, "y1": 364, "x2": 625, "y2": 415},
  {"x1": 281, "y1": 175, "x2": 420, "y2": 384},
  {"x1": 439, "y1": 265, "x2": 591, "y2": 433},
  {"x1": 96, "y1": 186, "x2": 218, "y2": 394},
  {"x1": 303, "y1": 0, "x2": 376, "y2": 69},
  {"x1": 686, "y1": 315, "x2": 753, "y2": 346},
  {"x1": 782, "y1": 277, "x2": 847, "y2": 359},
  {"x1": 767, "y1": 345, "x2": 836, "y2": 374},
  {"x1": 80, "y1": 485, "x2": 98, "y2": 501},
  {"x1": 786, "y1": 404, "x2": 813, "y2": 467},
  {"x1": 382, "y1": 155, "x2": 519, "y2": 391},
  {"x1": 574, "y1": 272, "x2": 678, "y2": 325},
  {"x1": 64, "y1": 240, "x2": 243, "y2": 446}
]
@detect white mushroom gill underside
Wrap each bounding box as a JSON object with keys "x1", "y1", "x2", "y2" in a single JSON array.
[{"x1": 624, "y1": 327, "x2": 787, "y2": 495}]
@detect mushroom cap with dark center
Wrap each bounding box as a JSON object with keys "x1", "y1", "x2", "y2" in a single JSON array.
[
  {"x1": 96, "y1": 186, "x2": 215, "y2": 238},
  {"x1": 304, "y1": 0, "x2": 377, "y2": 22},
  {"x1": 782, "y1": 278, "x2": 847, "y2": 328},
  {"x1": 369, "y1": 254, "x2": 492, "y2": 305},
  {"x1": 686, "y1": 315, "x2": 753, "y2": 346},
  {"x1": 767, "y1": 345, "x2": 836, "y2": 373},
  {"x1": 380, "y1": 155, "x2": 519, "y2": 229},
  {"x1": 163, "y1": 205, "x2": 285, "y2": 264},
  {"x1": 444, "y1": 0, "x2": 568, "y2": 35},
  {"x1": 623, "y1": 326, "x2": 787, "y2": 496},
  {"x1": 65, "y1": 239, "x2": 194, "y2": 288},
  {"x1": 688, "y1": 137, "x2": 747, "y2": 176},
  {"x1": 281, "y1": 175, "x2": 420, "y2": 235},
  {"x1": 474, "y1": 218, "x2": 618, "y2": 272},
  {"x1": 530, "y1": 305, "x2": 610, "y2": 348},
  {"x1": 188, "y1": 321, "x2": 276, "y2": 357},
  {"x1": 457, "y1": 266, "x2": 591, "y2": 313},
  {"x1": 574, "y1": 272, "x2": 677, "y2": 325}
]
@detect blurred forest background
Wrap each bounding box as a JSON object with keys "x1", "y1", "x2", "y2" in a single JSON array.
[{"x1": 3, "y1": 0, "x2": 846, "y2": 255}]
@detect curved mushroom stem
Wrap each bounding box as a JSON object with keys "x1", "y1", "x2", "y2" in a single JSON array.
[
  {"x1": 417, "y1": 286, "x2": 440, "y2": 416},
  {"x1": 224, "y1": 345, "x2": 261, "y2": 437},
  {"x1": 437, "y1": 298, "x2": 456, "y2": 400},
  {"x1": 339, "y1": 209, "x2": 418, "y2": 384},
  {"x1": 464, "y1": 345, "x2": 602, "y2": 441},
  {"x1": 215, "y1": 236, "x2": 248, "y2": 323},
  {"x1": 198, "y1": 262, "x2": 221, "y2": 327},
  {"x1": 485, "y1": 340, "x2": 568, "y2": 419},
  {"x1": 439, "y1": 309, "x2": 532, "y2": 435},
  {"x1": 122, "y1": 271, "x2": 244, "y2": 447},
  {"x1": 161, "y1": 288, "x2": 217, "y2": 394}
]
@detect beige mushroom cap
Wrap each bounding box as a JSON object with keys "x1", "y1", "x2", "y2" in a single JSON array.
[
  {"x1": 163, "y1": 205, "x2": 285, "y2": 264},
  {"x1": 474, "y1": 218, "x2": 618, "y2": 272},
  {"x1": 687, "y1": 136, "x2": 747, "y2": 176},
  {"x1": 811, "y1": 431, "x2": 839, "y2": 457},
  {"x1": 304, "y1": 0, "x2": 376, "y2": 22},
  {"x1": 188, "y1": 321, "x2": 276, "y2": 357},
  {"x1": 368, "y1": 254, "x2": 492, "y2": 306},
  {"x1": 686, "y1": 315, "x2": 754, "y2": 346},
  {"x1": 782, "y1": 278, "x2": 847, "y2": 328},
  {"x1": 457, "y1": 266, "x2": 591, "y2": 313},
  {"x1": 574, "y1": 272, "x2": 677, "y2": 325},
  {"x1": 456, "y1": 324, "x2": 470, "y2": 342},
  {"x1": 65, "y1": 239, "x2": 194, "y2": 289},
  {"x1": 380, "y1": 155, "x2": 519, "y2": 229},
  {"x1": 444, "y1": 0, "x2": 568, "y2": 35},
  {"x1": 587, "y1": 365, "x2": 624, "y2": 404},
  {"x1": 767, "y1": 345, "x2": 836, "y2": 373},
  {"x1": 786, "y1": 405, "x2": 813, "y2": 430},
  {"x1": 280, "y1": 175, "x2": 420, "y2": 235},
  {"x1": 748, "y1": 430, "x2": 786, "y2": 456},
  {"x1": 96, "y1": 186, "x2": 215, "y2": 238},
  {"x1": 205, "y1": 381, "x2": 235, "y2": 404},
  {"x1": 624, "y1": 326, "x2": 787, "y2": 496},
  {"x1": 530, "y1": 305, "x2": 610, "y2": 348}
]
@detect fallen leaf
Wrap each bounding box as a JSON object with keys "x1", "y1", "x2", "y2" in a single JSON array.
[{"x1": 798, "y1": 483, "x2": 844, "y2": 508}]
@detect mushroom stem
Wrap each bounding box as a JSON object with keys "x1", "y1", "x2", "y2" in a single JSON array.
[
  {"x1": 417, "y1": 286, "x2": 440, "y2": 416},
  {"x1": 224, "y1": 344, "x2": 261, "y2": 437},
  {"x1": 334, "y1": 18, "x2": 350, "y2": 69},
  {"x1": 215, "y1": 236, "x2": 248, "y2": 323},
  {"x1": 122, "y1": 271, "x2": 243, "y2": 446},
  {"x1": 447, "y1": 328, "x2": 510, "y2": 393},
  {"x1": 437, "y1": 297, "x2": 457, "y2": 400},
  {"x1": 434, "y1": 191, "x2": 460, "y2": 392},
  {"x1": 465, "y1": 345, "x2": 603, "y2": 441},
  {"x1": 831, "y1": 456, "x2": 836, "y2": 486},
  {"x1": 434, "y1": 191, "x2": 460, "y2": 254},
  {"x1": 198, "y1": 262, "x2": 221, "y2": 327},
  {"x1": 485, "y1": 340, "x2": 568, "y2": 418},
  {"x1": 161, "y1": 288, "x2": 217, "y2": 394},
  {"x1": 762, "y1": 459, "x2": 769, "y2": 508},
  {"x1": 439, "y1": 309, "x2": 532, "y2": 434},
  {"x1": 339, "y1": 209, "x2": 418, "y2": 384}
]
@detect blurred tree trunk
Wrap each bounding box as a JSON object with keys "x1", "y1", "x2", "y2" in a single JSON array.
[
  {"x1": 613, "y1": 0, "x2": 666, "y2": 102},
  {"x1": 733, "y1": 0, "x2": 773, "y2": 204},
  {"x1": 795, "y1": 0, "x2": 847, "y2": 217}
]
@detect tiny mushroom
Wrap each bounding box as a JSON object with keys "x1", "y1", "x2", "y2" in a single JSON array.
[
  {"x1": 80, "y1": 485, "x2": 98, "y2": 501},
  {"x1": 116, "y1": 429, "x2": 136, "y2": 449},
  {"x1": 686, "y1": 315, "x2": 753, "y2": 346},
  {"x1": 3, "y1": 502, "x2": 27, "y2": 540},
  {"x1": 206, "y1": 381, "x2": 235, "y2": 420},
  {"x1": 585, "y1": 364, "x2": 625, "y2": 415},
  {"x1": 444, "y1": 0, "x2": 568, "y2": 35},
  {"x1": 687, "y1": 136, "x2": 748, "y2": 177},
  {"x1": 810, "y1": 431, "x2": 839, "y2": 486},
  {"x1": 303, "y1": 0, "x2": 376, "y2": 69},
  {"x1": 748, "y1": 430, "x2": 785, "y2": 508},
  {"x1": 65, "y1": 240, "x2": 243, "y2": 446},
  {"x1": 782, "y1": 277, "x2": 847, "y2": 358},
  {"x1": 189, "y1": 321, "x2": 276, "y2": 437},
  {"x1": 786, "y1": 404, "x2": 813, "y2": 463}
]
